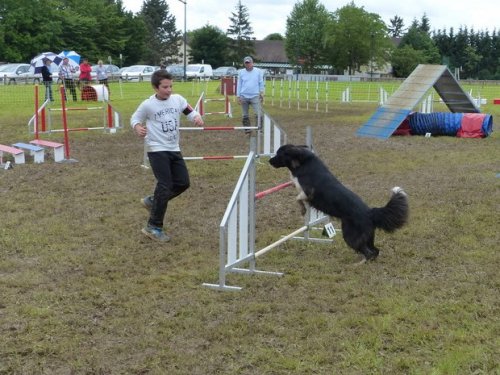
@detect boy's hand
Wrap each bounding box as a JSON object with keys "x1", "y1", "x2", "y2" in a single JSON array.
[
  {"x1": 193, "y1": 115, "x2": 204, "y2": 126},
  {"x1": 134, "y1": 124, "x2": 147, "y2": 137}
]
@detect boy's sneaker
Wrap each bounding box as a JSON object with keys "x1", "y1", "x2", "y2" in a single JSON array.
[
  {"x1": 141, "y1": 196, "x2": 153, "y2": 211},
  {"x1": 141, "y1": 225, "x2": 171, "y2": 242}
]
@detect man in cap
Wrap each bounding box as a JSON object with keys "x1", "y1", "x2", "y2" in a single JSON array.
[{"x1": 236, "y1": 56, "x2": 264, "y2": 134}]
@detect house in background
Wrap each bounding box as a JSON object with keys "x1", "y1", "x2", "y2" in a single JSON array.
[
  {"x1": 251, "y1": 39, "x2": 396, "y2": 78},
  {"x1": 252, "y1": 40, "x2": 293, "y2": 75},
  {"x1": 172, "y1": 37, "x2": 395, "y2": 78}
]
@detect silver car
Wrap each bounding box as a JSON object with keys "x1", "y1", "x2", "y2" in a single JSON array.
[
  {"x1": 166, "y1": 64, "x2": 185, "y2": 79},
  {"x1": 91, "y1": 64, "x2": 121, "y2": 80},
  {"x1": 213, "y1": 66, "x2": 238, "y2": 80},
  {"x1": 0, "y1": 63, "x2": 32, "y2": 84},
  {"x1": 120, "y1": 65, "x2": 157, "y2": 81}
]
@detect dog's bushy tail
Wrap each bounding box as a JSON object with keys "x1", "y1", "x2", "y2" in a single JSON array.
[{"x1": 370, "y1": 187, "x2": 409, "y2": 232}]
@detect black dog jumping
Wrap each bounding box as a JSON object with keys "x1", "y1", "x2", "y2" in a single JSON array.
[{"x1": 269, "y1": 144, "x2": 409, "y2": 262}]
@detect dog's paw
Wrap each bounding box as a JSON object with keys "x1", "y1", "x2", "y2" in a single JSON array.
[{"x1": 391, "y1": 186, "x2": 406, "y2": 196}]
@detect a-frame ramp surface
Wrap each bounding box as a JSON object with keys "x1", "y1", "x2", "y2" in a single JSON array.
[{"x1": 357, "y1": 64, "x2": 480, "y2": 139}]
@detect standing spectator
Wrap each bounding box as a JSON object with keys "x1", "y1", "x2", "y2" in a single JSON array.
[
  {"x1": 95, "y1": 59, "x2": 109, "y2": 92},
  {"x1": 41, "y1": 58, "x2": 53, "y2": 102},
  {"x1": 59, "y1": 57, "x2": 77, "y2": 101},
  {"x1": 131, "y1": 70, "x2": 204, "y2": 242},
  {"x1": 79, "y1": 57, "x2": 92, "y2": 88},
  {"x1": 236, "y1": 56, "x2": 264, "y2": 134}
]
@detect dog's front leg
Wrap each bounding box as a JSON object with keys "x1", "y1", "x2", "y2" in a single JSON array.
[
  {"x1": 296, "y1": 194, "x2": 308, "y2": 216},
  {"x1": 291, "y1": 174, "x2": 309, "y2": 215}
]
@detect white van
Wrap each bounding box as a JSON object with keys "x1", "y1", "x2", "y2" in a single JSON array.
[{"x1": 185, "y1": 64, "x2": 213, "y2": 80}]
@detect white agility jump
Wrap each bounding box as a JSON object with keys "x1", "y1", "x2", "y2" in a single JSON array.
[
  {"x1": 195, "y1": 87, "x2": 232, "y2": 118},
  {"x1": 203, "y1": 130, "x2": 334, "y2": 291}
]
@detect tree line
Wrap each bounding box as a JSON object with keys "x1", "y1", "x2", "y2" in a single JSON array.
[
  {"x1": 0, "y1": 0, "x2": 498, "y2": 79},
  {"x1": 286, "y1": 0, "x2": 499, "y2": 79}
]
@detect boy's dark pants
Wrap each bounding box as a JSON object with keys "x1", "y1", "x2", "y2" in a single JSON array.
[{"x1": 148, "y1": 151, "x2": 190, "y2": 228}]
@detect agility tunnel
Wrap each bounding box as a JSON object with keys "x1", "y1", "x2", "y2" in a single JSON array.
[
  {"x1": 357, "y1": 64, "x2": 482, "y2": 139},
  {"x1": 394, "y1": 112, "x2": 493, "y2": 138}
]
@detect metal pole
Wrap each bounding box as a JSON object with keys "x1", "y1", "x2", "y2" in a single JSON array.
[{"x1": 178, "y1": 0, "x2": 187, "y2": 81}]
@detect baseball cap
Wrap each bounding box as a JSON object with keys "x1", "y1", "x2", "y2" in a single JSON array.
[{"x1": 243, "y1": 56, "x2": 253, "y2": 63}]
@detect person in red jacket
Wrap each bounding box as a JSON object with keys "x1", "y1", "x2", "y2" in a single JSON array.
[{"x1": 78, "y1": 57, "x2": 92, "y2": 89}]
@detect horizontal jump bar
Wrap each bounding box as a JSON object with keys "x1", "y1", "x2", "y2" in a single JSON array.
[
  {"x1": 255, "y1": 181, "x2": 293, "y2": 200},
  {"x1": 254, "y1": 226, "x2": 309, "y2": 259},
  {"x1": 49, "y1": 127, "x2": 111, "y2": 132},
  {"x1": 184, "y1": 155, "x2": 249, "y2": 160},
  {"x1": 49, "y1": 107, "x2": 104, "y2": 111},
  {"x1": 181, "y1": 126, "x2": 257, "y2": 131}
]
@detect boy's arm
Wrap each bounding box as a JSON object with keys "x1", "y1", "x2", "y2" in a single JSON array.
[
  {"x1": 183, "y1": 104, "x2": 204, "y2": 126},
  {"x1": 131, "y1": 103, "x2": 148, "y2": 137},
  {"x1": 132, "y1": 123, "x2": 147, "y2": 137}
]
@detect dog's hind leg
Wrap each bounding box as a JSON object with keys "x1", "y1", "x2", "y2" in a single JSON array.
[
  {"x1": 342, "y1": 221, "x2": 378, "y2": 264},
  {"x1": 367, "y1": 236, "x2": 380, "y2": 260},
  {"x1": 352, "y1": 245, "x2": 378, "y2": 266}
]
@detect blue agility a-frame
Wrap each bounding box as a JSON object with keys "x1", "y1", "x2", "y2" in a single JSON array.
[{"x1": 356, "y1": 64, "x2": 480, "y2": 139}]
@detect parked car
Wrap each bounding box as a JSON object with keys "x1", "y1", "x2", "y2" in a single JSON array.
[
  {"x1": 166, "y1": 64, "x2": 185, "y2": 79},
  {"x1": 0, "y1": 63, "x2": 32, "y2": 84},
  {"x1": 185, "y1": 64, "x2": 213, "y2": 80},
  {"x1": 91, "y1": 64, "x2": 121, "y2": 80},
  {"x1": 213, "y1": 66, "x2": 237, "y2": 79},
  {"x1": 120, "y1": 65, "x2": 157, "y2": 81}
]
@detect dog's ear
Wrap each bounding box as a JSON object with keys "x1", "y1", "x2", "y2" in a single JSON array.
[
  {"x1": 290, "y1": 145, "x2": 312, "y2": 163},
  {"x1": 282, "y1": 145, "x2": 311, "y2": 169}
]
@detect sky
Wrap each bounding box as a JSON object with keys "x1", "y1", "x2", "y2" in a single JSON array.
[{"x1": 122, "y1": 0, "x2": 499, "y2": 40}]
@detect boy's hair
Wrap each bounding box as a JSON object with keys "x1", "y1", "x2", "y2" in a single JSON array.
[{"x1": 151, "y1": 70, "x2": 173, "y2": 88}]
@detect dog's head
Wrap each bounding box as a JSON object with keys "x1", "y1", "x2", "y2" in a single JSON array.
[{"x1": 269, "y1": 144, "x2": 313, "y2": 171}]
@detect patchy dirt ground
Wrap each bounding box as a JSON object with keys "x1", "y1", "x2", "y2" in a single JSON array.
[{"x1": 1, "y1": 101, "x2": 499, "y2": 374}]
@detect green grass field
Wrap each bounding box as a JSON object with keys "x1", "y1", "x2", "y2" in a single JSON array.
[{"x1": 0, "y1": 79, "x2": 499, "y2": 374}]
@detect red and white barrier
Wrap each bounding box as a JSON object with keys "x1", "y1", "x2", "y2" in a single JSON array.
[
  {"x1": 20, "y1": 85, "x2": 69, "y2": 163},
  {"x1": 180, "y1": 126, "x2": 253, "y2": 131},
  {"x1": 195, "y1": 90, "x2": 232, "y2": 118},
  {"x1": 141, "y1": 112, "x2": 286, "y2": 168},
  {"x1": 28, "y1": 84, "x2": 122, "y2": 136}
]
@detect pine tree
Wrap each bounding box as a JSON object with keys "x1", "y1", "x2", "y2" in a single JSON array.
[
  {"x1": 388, "y1": 16, "x2": 405, "y2": 38},
  {"x1": 226, "y1": 0, "x2": 255, "y2": 65},
  {"x1": 140, "y1": 0, "x2": 181, "y2": 65}
]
